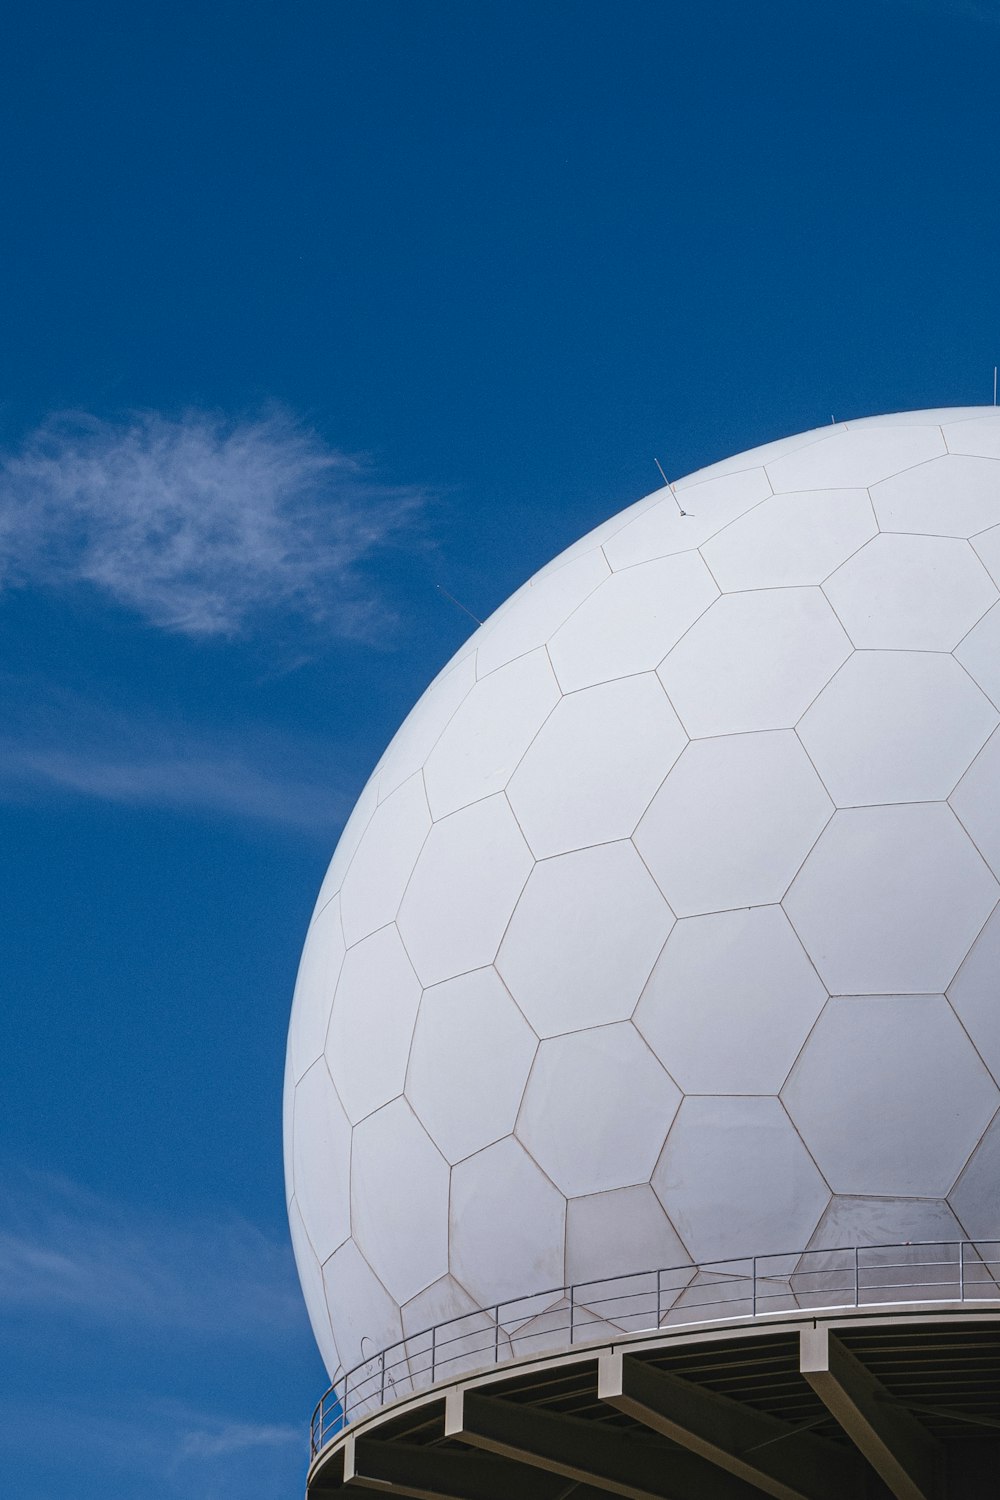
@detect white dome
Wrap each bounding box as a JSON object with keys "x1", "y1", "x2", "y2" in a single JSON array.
[{"x1": 285, "y1": 407, "x2": 1000, "y2": 1383}]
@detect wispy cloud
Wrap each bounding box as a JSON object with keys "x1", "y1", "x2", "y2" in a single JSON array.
[
  {"x1": 0, "y1": 677, "x2": 354, "y2": 832},
  {"x1": 0, "y1": 1166, "x2": 303, "y2": 1341},
  {"x1": 0, "y1": 409, "x2": 428, "y2": 637}
]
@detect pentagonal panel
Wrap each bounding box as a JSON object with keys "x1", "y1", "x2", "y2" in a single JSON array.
[
  {"x1": 783, "y1": 996, "x2": 999, "y2": 1196},
  {"x1": 955, "y1": 603, "x2": 1000, "y2": 710},
  {"x1": 824, "y1": 534, "x2": 996, "y2": 650},
  {"x1": 635, "y1": 732, "x2": 831, "y2": 918},
  {"x1": 424, "y1": 650, "x2": 560, "y2": 819},
  {"x1": 321, "y1": 1239, "x2": 402, "y2": 1374},
  {"x1": 406, "y1": 968, "x2": 537, "y2": 1165},
  {"x1": 449, "y1": 1137, "x2": 565, "y2": 1305},
  {"x1": 658, "y1": 588, "x2": 850, "y2": 738},
  {"x1": 289, "y1": 894, "x2": 345, "y2": 1082},
  {"x1": 949, "y1": 1112, "x2": 1000, "y2": 1238},
  {"x1": 798, "y1": 652, "x2": 997, "y2": 806},
  {"x1": 871, "y1": 454, "x2": 1000, "y2": 537},
  {"x1": 565, "y1": 1185, "x2": 688, "y2": 1284},
  {"x1": 635, "y1": 907, "x2": 826, "y2": 1094},
  {"x1": 766, "y1": 425, "x2": 945, "y2": 491},
  {"x1": 507, "y1": 675, "x2": 686, "y2": 859},
  {"x1": 326, "y1": 925, "x2": 422, "y2": 1125},
  {"x1": 374, "y1": 654, "x2": 476, "y2": 801},
  {"x1": 516, "y1": 1024, "x2": 680, "y2": 1197},
  {"x1": 652, "y1": 1097, "x2": 829, "y2": 1263},
  {"x1": 947, "y1": 905, "x2": 1000, "y2": 1082},
  {"x1": 701, "y1": 489, "x2": 876, "y2": 590},
  {"x1": 785, "y1": 804, "x2": 999, "y2": 994},
  {"x1": 474, "y1": 550, "x2": 610, "y2": 678},
  {"x1": 340, "y1": 773, "x2": 431, "y2": 946},
  {"x1": 497, "y1": 841, "x2": 673, "y2": 1037},
  {"x1": 950, "y1": 729, "x2": 1000, "y2": 881},
  {"x1": 603, "y1": 469, "x2": 772, "y2": 570},
  {"x1": 292, "y1": 1060, "x2": 351, "y2": 1262},
  {"x1": 351, "y1": 1098, "x2": 450, "y2": 1305},
  {"x1": 548, "y1": 552, "x2": 718, "y2": 692},
  {"x1": 289, "y1": 1196, "x2": 340, "y2": 1379},
  {"x1": 397, "y1": 795, "x2": 532, "y2": 986},
  {"x1": 944, "y1": 412, "x2": 1000, "y2": 460}
]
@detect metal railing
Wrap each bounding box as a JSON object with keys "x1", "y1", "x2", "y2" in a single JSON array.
[{"x1": 310, "y1": 1238, "x2": 1000, "y2": 1456}]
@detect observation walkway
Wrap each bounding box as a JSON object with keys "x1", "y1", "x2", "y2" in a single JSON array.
[{"x1": 306, "y1": 1240, "x2": 1000, "y2": 1499}]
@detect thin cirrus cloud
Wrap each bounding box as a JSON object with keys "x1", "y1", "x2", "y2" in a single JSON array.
[{"x1": 0, "y1": 408, "x2": 429, "y2": 638}]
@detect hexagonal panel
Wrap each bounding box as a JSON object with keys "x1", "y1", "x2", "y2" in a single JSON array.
[
  {"x1": 947, "y1": 904, "x2": 1000, "y2": 1082},
  {"x1": 375, "y1": 653, "x2": 476, "y2": 802},
  {"x1": 701, "y1": 489, "x2": 876, "y2": 590},
  {"x1": 798, "y1": 651, "x2": 997, "y2": 806},
  {"x1": 516, "y1": 1024, "x2": 680, "y2": 1197},
  {"x1": 658, "y1": 588, "x2": 850, "y2": 738},
  {"x1": 321, "y1": 1238, "x2": 402, "y2": 1375},
  {"x1": 951, "y1": 729, "x2": 1000, "y2": 881},
  {"x1": 635, "y1": 907, "x2": 826, "y2": 1094},
  {"x1": 497, "y1": 841, "x2": 673, "y2": 1037},
  {"x1": 340, "y1": 773, "x2": 431, "y2": 946},
  {"x1": 955, "y1": 603, "x2": 1000, "y2": 710},
  {"x1": 944, "y1": 412, "x2": 1000, "y2": 460},
  {"x1": 507, "y1": 674, "x2": 686, "y2": 859},
  {"x1": 783, "y1": 996, "x2": 999, "y2": 1196},
  {"x1": 400, "y1": 1275, "x2": 498, "y2": 1383},
  {"x1": 289, "y1": 1196, "x2": 340, "y2": 1378},
  {"x1": 785, "y1": 804, "x2": 999, "y2": 994},
  {"x1": 474, "y1": 550, "x2": 610, "y2": 678},
  {"x1": 292, "y1": 1060, "x2": 351, "y2": 1262},
  {"x1": 449, "y1": 1137, "x2": 566, "y2": 1305},
  {"x1": 872, "y1": 454, "x2": 1000, "y2": 537},
  {"x1": 424, "y1": 650, "x2": 560, "y2": 819},
  {"x1": 289, "y1": 893, "x2": 345, "y2": 1083},
  {"x1": 406, "y1": 968, "x2": 537, "y2": 1165},
  {"x1": 635, "y1": 731, "x2": 832, "y2": 918},
  {"x1": 652, "y1": 1097, "x2": 830, "y2": 1263},
  {"x1": 766, "y1": 425, "x2": 945, "y2": 491},
  {"x1": 565, "y1": 1185, "x2": 688, "y2": 1285},
  {"x1": 799, "y1": 1194, "x2": 968, "y2": 1307},
  {"x1": 809, "y1": 1193, "x2": 964, "y2": 1251},
  {"x1": 326, "y1": 925, "x2": 422, "y2": 1125},
  {"x1": 397, "y1": 795, "x2": 533, "y2": 986},
  {"x1": 949, "y1": 1112, "x2": 1000, "y2": 1238},
  {"x1": 312, "y1": 771, "x2": 380, "y2": 916},
  {"x1": 351, "y1": 1098, "x2": 450, "y2": 1305},
  {"x1": 824, "y1": 534, "x2": 997, "y2": 650},
  {"x1": 603, "y1": 468, "x2": 772, "y2": 570},
  {"x1": 548, "y1": 552, "x2": 718, "y2": 692}
]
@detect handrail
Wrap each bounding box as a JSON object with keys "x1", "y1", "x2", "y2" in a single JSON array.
[{"x1": 308, "y1": 1237, "x2": 1000, "y2": 1457}]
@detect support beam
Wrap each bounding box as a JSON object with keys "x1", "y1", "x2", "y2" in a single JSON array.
[
  {"x1": 445, "y1": 1387, "x2": 772, "y2": 1500},
  {"x1": 799, "y1": 1326, "x2": 943, "y2": 1500},
  {"x1": 344, "y1": 1434, "x2": 609, "y2": 1500},
  {"x1": 308, "y1": 1441, "x2": 345, "y2": 1496},
  {"x1": 598, "y1": 1352, "x2": 861, "y2": 1500}
]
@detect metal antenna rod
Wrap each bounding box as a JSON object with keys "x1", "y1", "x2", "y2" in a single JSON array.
[
  {"x1": 654, "y1": 457, "x2": 687, "y2": 516},
  {"x1": 436, "y1": 583, "x2": 483, "y2": 626},
  {"x1": 994, "y1": 366, "x2": 997, "y2": 406}
]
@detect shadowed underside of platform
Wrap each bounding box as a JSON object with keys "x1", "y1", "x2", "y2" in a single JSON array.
[{"x1": 308, "y1": 1311, "x2": 1000, "y2": 1500}]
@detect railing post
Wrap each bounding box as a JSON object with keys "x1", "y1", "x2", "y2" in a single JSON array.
[
  {"x1": 656, "y1": 1268, "x2": 662, "y2": 1327},
  {"x1": 751, "y1": 1257, "x2": 757, "y2": 1316},
  {"x1": 568, "y1": 1284, "x2": 575, "y2": 1345},
  {"x1": 854, "y1": 1244, "x2": 859, "y2": 1306},
  {"x1": 430, "y1": 1324, "x2": 436, "y2": 1382},
  {"x1": 959, "y1": 1239, "x2": 965, "y2": 1302},
  {"x1": 494, "y1": 1306, "x2": 500, "y2": 1363},
  {"x1": 380, "y1": 1350, "x2": 385, "y2": 1405}
]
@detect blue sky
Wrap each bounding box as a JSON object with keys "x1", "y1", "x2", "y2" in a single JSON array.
[{"x1": 1, "y1": 2, "x2": 998, "y2": 1496}]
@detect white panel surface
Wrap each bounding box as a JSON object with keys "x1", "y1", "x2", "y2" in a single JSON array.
[
  {"x1": 658, "y1": 587, "x2": 850, "y2": 737},
  {"x1": 326, "y1": 925, "x2": 422, "y2": 1125},
  {"x1": 340, "y1": 773, "x2": 431, "y2": 945},
  {"x1": 871, "y1": 454, "x2": 1000, "y2": 537},
  {"x1": 635, "y1": 732, "x2": 831, "y2": 916},
  {"x1": 507, "y1": 674, "x2": 686, "y2": 858},
  {"x1": 783, "y1": 995, "x2": 998, "y2": 1195},
  {"x1": 288, "y1": 894, "x2": 345, "y2": 1082},
  {"x1": 516, "y1": 1024, "x2": 680, "y2": 1197},
  {"x1": 497, "y1": 841, "x2": 673, "y2": 1036},
  {"x1": 946, "y1": 904, "x2": 1000, "y2": 1082},
  {"x1": 474, "y1": 550, "x2": 610, "y2": 678},
  {"x1": 603, "y1": 468, "x2": 771, "y2": 570},
  {"x1": 292, "y1": 1060, "x2": 352, "y2": 1262},
  {"x1": 824, "y1": 533, "x2": 997, "y2": 650},
  {"x1": 949, "y1": 1113, "x2": 1000, "y2": 1238},
  {"x1": 449, "y1": 1137, "x2": 566, "y2": 1305},
  {"x1": 350, "y1": 1098, "x2": 450, "y2": 1304},
  {"x1": 701, "y1": 488, "x2": 876, "y2": 590},
  {"x1": 951, "y1": 728, "x2": 1000, "y2": 879},
  {"x1": 766, "y1": 425, "x2": 945, "y2": 491}
]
